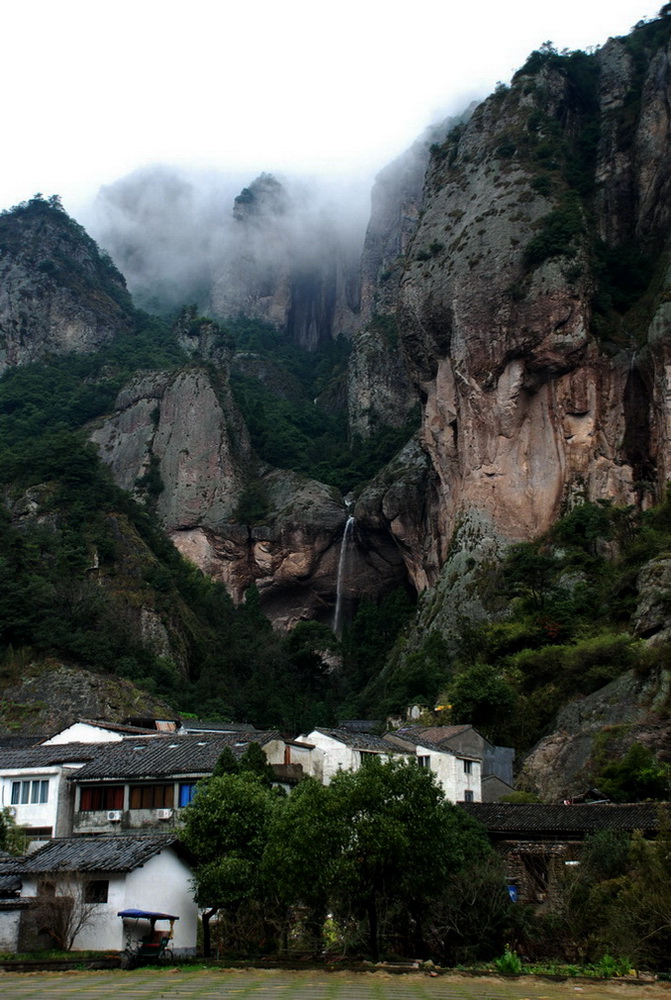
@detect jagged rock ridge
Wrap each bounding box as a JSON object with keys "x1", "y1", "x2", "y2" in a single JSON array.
[{"x1": 0, "y1": 195, "x2": 133, "y2": 373}]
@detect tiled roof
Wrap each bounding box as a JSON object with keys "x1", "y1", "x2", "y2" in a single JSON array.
[
  {"x1": 311, "y1": 729, "x2": 407, "y2": 754},
  {"x1": 66, "y1": 720, "x2": 159, "y2": 736},
  {"x1": 384, "y1": 732, "x2": 455, "y2": 754},
  {"x1": 0, "y1": 744, "x2": 102, "y2": 769},
  {"x1": 182, "y1": 721, "x2": 257, "y2": 733},
  {"x1": 337, "y1": 720, "x2": 383, "y2": 733},
  {"x1": 0, "y1": 873, "x2": 22, "y2": 894},
  {"x1": 0, "y1": 836, "x2": 190, "y2": 874},
  {"x1": 461, "y1": 802, "x2": 669, "y2": 834},
  {"x1": 71, "y1": 732, "x2": 282, "y2": 780},
  {"x1": 397, "y1": 725, "x2": 473, "y2": 745}
]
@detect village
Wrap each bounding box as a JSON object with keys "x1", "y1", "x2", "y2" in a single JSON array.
[{"x1": 0, "y1": 715, "x2": 662, "y2": 960}]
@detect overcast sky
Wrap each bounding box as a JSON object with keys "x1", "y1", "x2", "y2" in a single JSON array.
[{"x1": 2, "y1": 0, "x2": 659, "y2": 218}]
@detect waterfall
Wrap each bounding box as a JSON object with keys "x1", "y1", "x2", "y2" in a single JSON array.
[{"x1": 334, "y1": 516, "x2": 355, "y2": 638}]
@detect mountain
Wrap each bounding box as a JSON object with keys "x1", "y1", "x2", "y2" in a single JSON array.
[
  {"x1": 0, "y1": 195, "x2": 134, "y2": 372},
  {"x1": 4, "y1": 13, "x2": 671, "y2": 789},
  {"x1": 355, "y1": 14, "x2": 671, "y2": 619}
]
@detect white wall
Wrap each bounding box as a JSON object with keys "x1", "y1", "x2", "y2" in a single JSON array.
[
  {"x1": 301, "y1": 732, "x2": 405, "y2": 785},
  {"x1": 300, "y1": 732, "x2": 359, "y2": 784},
  {"x1": 412, "y1": 743, "x2": 481, "y2": 802},
  {"x1": 42, "y1": 723, "x2": 125, "y2": 745},
  {"x1": 22, "y1": 848, "x2": 197, "y2": 955},
  {"x1": 0, "y1": 906, "x2": 23, "y2": 951},
  {"x1": 0, "y1": 768, "x2": 62, "y2": 834},
  {"x1": 259, "y1": 738, "x2": 288, "y2": 765},
  {"x1": 122, "y1": 849, "x2": 197, "y2": 956}
]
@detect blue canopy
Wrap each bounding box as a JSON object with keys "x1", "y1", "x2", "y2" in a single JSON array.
[{"x1": 118, "y1": 909, "x2": 180, "y2": 920}]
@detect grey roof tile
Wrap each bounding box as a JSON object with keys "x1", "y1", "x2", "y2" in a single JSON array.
[
  {"x1": 72, "y1": 732, "x2": 282, "y2": 781},
  {"x1": 461, "y1": 801, "x2": 669, "y2": 833},
  {"x1": 384, "y1": 732, "x2": 456, "y2": 754},
  {"x1": 0, "y1": 836, "x2": 190, "y2": 874},
  {"x1": 312, "y1": 729, "x2": 407, "y2": 754},
  {"x1": 182, "y1": 721, "x2": 257, "y2": 733},
  {"x1": 0, "y1": 744, "x2": 102, "y2": 769}
]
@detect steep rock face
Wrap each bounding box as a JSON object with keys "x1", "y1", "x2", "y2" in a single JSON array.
[
  {"x1": 0, "y1": 196, "x2": 133, "y2": 372},
  {"x1": 209, "y1": 174, "x2": 360, "y2": 350},
  {"x1": 90, "y1": 367, "x2": 250, "y2": 528},
  {"x1": 349, "y1": 113, "x2": 477, "y2": 439},
  {"x1": 393, "y1": 34, "x2": 671, "y2": 592},
  {"x1": 0, "y1": 663, "x2": 176, "y2": 736},
  {"x1": 518, "y1": 667, "x2": 671, "y2": 800},
  {"x1": 355, "y1": 437, "x2": 442, "y2": 592},
  {"x1": 172, "y1": 469, "x2": 410, "y2": 630},
  {"x1": 90, "y1": 365, "x2": 405, "y2": 627},
  {"x1": 633, "y1": 556, "x2": 671, "y2": 643},
  {"x1": 349, "y1": 127, "x2": 449, "y2": 438}
]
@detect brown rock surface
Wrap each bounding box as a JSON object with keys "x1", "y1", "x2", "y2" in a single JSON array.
[{"x1": 388, "y1": 41, "x2": 671, "y2": 596}]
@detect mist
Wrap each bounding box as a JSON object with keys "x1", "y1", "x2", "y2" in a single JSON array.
[{"x1": 84, "y1": 165, "x2": 375, "y2": 330}]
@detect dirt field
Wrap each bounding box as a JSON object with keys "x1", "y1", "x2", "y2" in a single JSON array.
[{"x1": 0, "y1": 968, "x2": 670, "y2": 1000}]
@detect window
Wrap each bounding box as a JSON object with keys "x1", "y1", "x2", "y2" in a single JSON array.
[
  {"x1": 11, "y1": 779, "x2": 48, "y2": 805},
  {"x1": 417, "y1": 756, "x2": 431, "y2": 768},
  {"x1": 178, "y1": 783, "x2": 197, "y2": 807},
  {"x1": 79, "y1": 785, "x2": 124, "y2": 811},
  {"x1": 129, "y1": 784, "x2": 174, "y2": 809},
  {"x1": 463, "y1": 789, "x2": 474, "y2": 802},
  {"x1": 84, "y1": 879, "x2": 109, "y2": 904},
  {"x1": 463, "y1": 760, "x2": 473, "y2": 774},
  {"x1": 24, "y1": 827, "x2": 52, "y2": 841}
]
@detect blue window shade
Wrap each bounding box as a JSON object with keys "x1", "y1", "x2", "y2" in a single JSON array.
[{"x1": 179, "y1": 783, "x2": 197, "y2": 807}]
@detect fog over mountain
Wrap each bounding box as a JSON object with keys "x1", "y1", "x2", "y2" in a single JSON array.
[{"x1": 85, "y1": 166, "x2": 372, "y2": 324}]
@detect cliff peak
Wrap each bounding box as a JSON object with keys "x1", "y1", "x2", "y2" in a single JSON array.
[{"x1": 0, "y1": 194, "x2": 134, "y2": 372}]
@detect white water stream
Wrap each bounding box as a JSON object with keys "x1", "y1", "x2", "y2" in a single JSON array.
[{"x1": 333, "y1": 516, "x2": 355, "y2": 637}]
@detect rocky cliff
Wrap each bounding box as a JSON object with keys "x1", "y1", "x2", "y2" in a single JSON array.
[
  {"x1": 0, "y1": 195, "x2": 133, "y2": 372},
  {"x1": 351, "y1": 20, "x2": 671, "y2": 607},
  {"x1": 89, "y1": 354, "x2": 408, "y2": 628},
  {"x1": 348, "y1": 123, "x2": 454, "y2": 439},
  {"x1": 209, "y1": 173, "x2": 361, "y2": 350}
]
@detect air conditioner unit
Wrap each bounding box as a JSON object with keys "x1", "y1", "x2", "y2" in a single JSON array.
[
  {"x1": 106, "y1": 810, "x2": 122, "y2": 822},
  {"x1": 156, "y1": 808, "x2": 173, "y2": 820}
]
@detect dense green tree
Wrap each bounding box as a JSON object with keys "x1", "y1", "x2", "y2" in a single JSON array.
[
  {"x1": 326, "y1": 758, "x2": 492, "y2": 959},
  {"x1": 597, "y1": 743, "x2": 670, "y2": 802},
  {"x1": 239, "y1": 742, "x2": 277, "y2": 787},
  {"x1": 262, "y1": 778, "x2": 340, "y2": 952},
  {"x1": 0, "y1": 807, "x2": 25, "y2": 855},
  {"x1": 446, "y1": 664, "x2": 517, "y2": 735},
  {"x1": 181, "y1": 772, "x2": 279, "y2": 955},
  {"x1": 211, "y1": 746, "x2": 239, "y2": 777}
]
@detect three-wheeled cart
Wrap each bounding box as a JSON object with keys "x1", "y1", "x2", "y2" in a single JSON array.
[{"x1": 118, "y1": 908, "x2": 179, "y2": 968}]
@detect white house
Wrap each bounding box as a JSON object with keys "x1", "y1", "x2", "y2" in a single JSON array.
[
  {"x1": 0, "y1": 730, "x2": 294, "y2": 842},
  {"x1": 68, "y1": 731, "x2": 289, "y2": 835},
  {"x1": 299, "y1": 729, "x2": 408, "y2": 784},
  {"x1": 0, "y1": 744, "x2": 102, "y2": 842},
  {"x1": 298, "y1": 727, "x2": 483, "y2": 802},
  {"x1": 385, "y1": 725, "x2": 515, "y2": 802},
  {"x1": 383, "y1": 730, "x2": 481, "y2": 802},
  {"x1": 0, "y1": 835, "x2": 197, "y2": 955}
]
